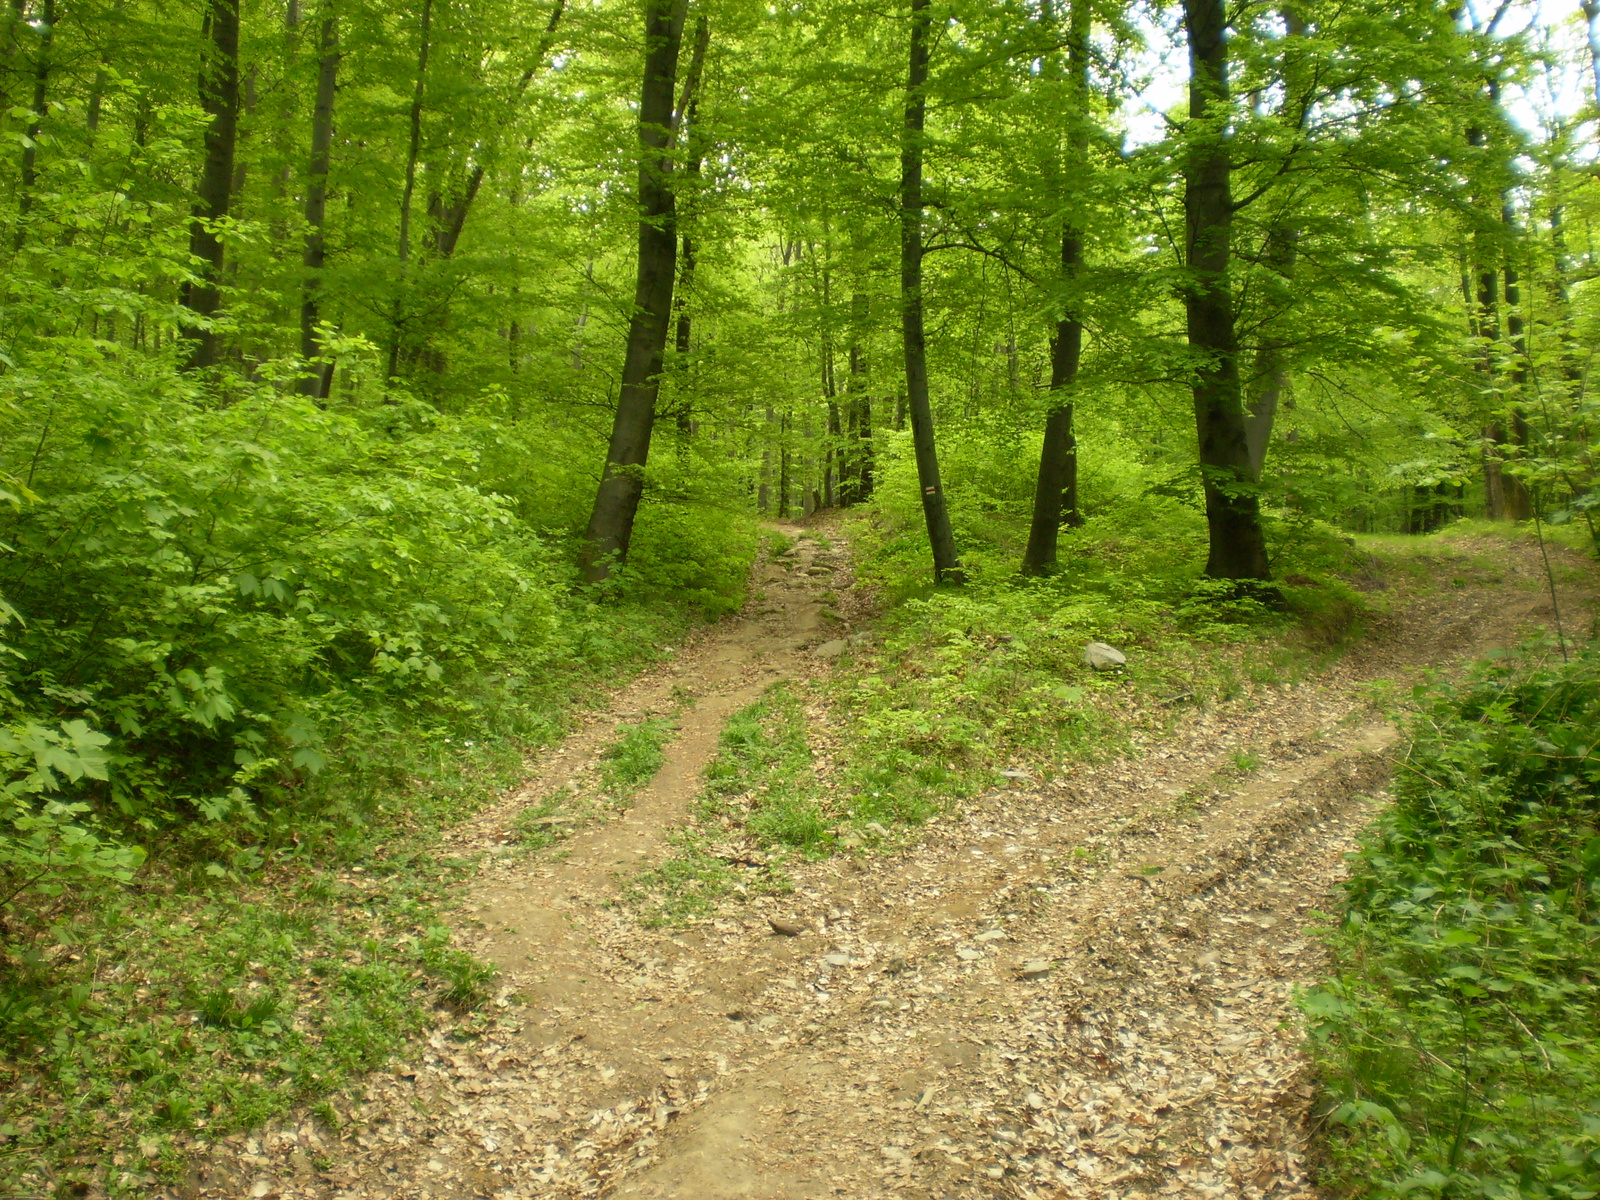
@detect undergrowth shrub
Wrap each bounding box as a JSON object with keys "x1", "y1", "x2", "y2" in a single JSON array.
[{"x1": 1303, "y1": 644, "x2": 1600, "y2": 1198}]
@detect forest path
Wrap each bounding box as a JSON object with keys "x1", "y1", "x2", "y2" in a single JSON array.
[{"x1": 210, "y1": 533, "x2": 1591, "y2": 1200}]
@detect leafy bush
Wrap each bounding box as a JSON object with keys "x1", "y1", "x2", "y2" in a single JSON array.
[
  {"x1": 1303, "y1": 645, "x2": 1600, "y2": 1198},
  {"x1": 0, "y1": 365, "x2": 565, "y2": 832}
]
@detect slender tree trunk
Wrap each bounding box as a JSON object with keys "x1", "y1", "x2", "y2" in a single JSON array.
[
  {"x1": 388, "y1": 0, "x2": 432, "y2": 382},
  {"x1": 13, "y1": 0, "x2": 53, "y2": 248},
  {"x1": 1242, "y1": 5, "x2": 1308, "y2": 481},
  {"x1": 298, "y1": 9, "x2": 340, "y2": 400},
  {"x1": 578, "y1": 0, "x2": 689, "y2": 582},
  {"x1": 671, "y1": 15, "x2": 708, "y2": 434},
  {"x1": 900, "y1": 0, "x2": 963, "y2": 584},
  {"x1": 179, "y1": 0, "x2": 240, "y2": 369},
  {"x1": 430, "y1": 0, "x2": 566, "y2": 262},
  {"x1": 1498, "y1": 205, "x2": 1534, "y2": 520},
  {"x1": 778, "y1": 414, "x2": 791, "y2": 517},
  {"x1": 1182, "y1": 0, "x2": 1271, "y2": 581},
  {"x1": 1021, "y1": 0, "x2": 1090, "y2": 576},
  {"x1": 847, "y1": 289, "x2": 874, "y2": 501}
]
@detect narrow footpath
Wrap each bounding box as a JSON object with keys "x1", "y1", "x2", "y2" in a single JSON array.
[{"x1": 204, "y1": 529, "x2": 1591, "y2": 1200}]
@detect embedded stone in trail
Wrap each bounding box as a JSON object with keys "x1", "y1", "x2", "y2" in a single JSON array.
[
  {"x1": 811, "y1": 638, "x2": 847, "y2": 659},
  {"x1": 1083, "y1": 640, "x2": 1127, "y2": 670}
]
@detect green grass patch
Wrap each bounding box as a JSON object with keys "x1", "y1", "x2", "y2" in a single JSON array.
[
  {"x1": 623, "y1": 831, "x2": 746, "y2": 928},
  {"x1": 514, "y1": 714, "x2": 678, "y2": 851},
  {"x1": 0, "y1": 853, "x2": 492, "y2": 1197},
  {"x1": 1302, "y1": 642, "x2": 1600, "y2": 1198},
  {"x1": 600, "y1": 716, "x2": 676, "y2": 796}
]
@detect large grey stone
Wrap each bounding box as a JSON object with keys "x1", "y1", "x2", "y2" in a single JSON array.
[{"x1": 1083, "y1": 641, "x2": 1127, "y2": 670}]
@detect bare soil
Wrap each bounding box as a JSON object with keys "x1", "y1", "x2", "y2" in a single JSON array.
[{"x1": 194, "y1": 528, "x2": 1591, "y2": 1200}]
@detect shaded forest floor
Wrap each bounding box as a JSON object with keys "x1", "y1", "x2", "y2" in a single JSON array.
[{"x1": 187, "y1": 525, "x2": 1591, "y2": 1200}]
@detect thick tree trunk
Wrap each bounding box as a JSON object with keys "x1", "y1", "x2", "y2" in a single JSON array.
[
  {"x1": 901, "y1": 0, "x2": 963, "y2": 584},
  {"x1": 1021, "y1": 0, "x2": 1090, "y2": 576},
  {"x1": 298, "y1": 10, "x2": 339, "y2": 400},
  {"x1": 179, "y1": 0, "x2": 240, "y2": 369},
  {"x1": 13, "y1": 0, "x2": 52, "y2": 248},
  {"x1": 578, "y1": 0, "x2": 689, "y2": 582},
  {"x1": 1183, "y1": 0, "x2": 1271, "y2": 581}
]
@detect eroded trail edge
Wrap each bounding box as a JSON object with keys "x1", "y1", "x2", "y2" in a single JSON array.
[{"x1": 207, "y1": 537, "x2": 1588, "y2": 1200}]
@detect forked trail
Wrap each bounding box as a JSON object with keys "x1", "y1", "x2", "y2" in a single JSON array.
[{"x1": 199, "y1": 530, "x2": 1590, "y2": 1200}]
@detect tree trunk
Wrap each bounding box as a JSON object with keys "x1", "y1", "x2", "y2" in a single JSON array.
[
  {"x1": 1497, "y1": 206, "x2": 1533, "y2": 521},
  {"x1": 578, "y1": 0, "x2": 689, "y2": 583},
  {"x1": 1242, "y1": 5, "x2": 1308, "y2": 481},
  {"x1": 430, "y1": 0, "x2": 566, "y2": 262},
  {"x1": 900, "y1": 0, "x2": 963, "y2": 584},
  {"x1": 1183, "y1": 0, "x2": 1271, "y2": 581},
  {"x1": 844, "y1": 290, "x2": 873, "y2": 502},
  {"x1": 179, "y1": 0, "x2": 240, "y2": 369},
  {"x1": 13, "y1": 0, "x2": 53, "y2": 248},
  {"x1": 671, "y1": 15, "x2": 709, "y2": 434},
  {"x1": 388, "y1": 0, "x2": 433, "y2": 382},
  {"x1": 1021, "y1": 0, "x2": 1089, "y2": 576},
  {"x1": 298, "y1": 9, "x2": 340, "y2": 400}
]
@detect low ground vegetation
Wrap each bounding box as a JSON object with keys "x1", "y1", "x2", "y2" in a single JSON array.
[{"x1": 1305, "y1": 645, "x2": 1600, "y2": 1198}]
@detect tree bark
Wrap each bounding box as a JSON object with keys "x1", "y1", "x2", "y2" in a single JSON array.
[
  {"x1": 430, "y1": 0, "x2": 566, "y2": 262},
  {"x1": 179, "y1": 0, "x2": 240, "y2": 369},
  {"x1": 1183, "y1": 0, "x2": 1271, "y2": 581},
  {"x1": 1242, "y1": 4, "x2": 1308, "y2": 481},
  {"x1": 578, "y1": 0, "x2": 689, "y2": 582},
  {"x1": 1496, "y1": 203, "x2": 1533, "y2": 521},
  {"x1": 901, "y1": 0, "x2": 963, "y2": 584},
  {"x1": 843, "y1": 289, "x2": 873, "y2": 503},
  {"x1": 13, "y1": 0, "x2": 52, "y2": 248},
  {"x1": 1021, "y1": 0, "x2": 1090, "y2": 576},
  {"x1": 298, "y1": 9, "x2": 340, "y2": 400}
]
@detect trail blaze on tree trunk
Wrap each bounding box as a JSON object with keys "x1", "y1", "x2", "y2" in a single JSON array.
[
  {"x1": 180, "y1": 0, "x2": 240, "y2": 370},
  {"x1": 578, "y1": 0, "x2": 689, "y2": 583},
  {"x1": 1182, "y1": 0, "x2": 1271, "y2": 582},
  {"x1": 298, "y1": 9, "x2": 339, "y2": 400},
  {"x1": 901, "y1": 0, "x2": 963, "y2": 585},
  {"x1": 1021, "y1": 0, "x2": 1090, "y2": 577}
]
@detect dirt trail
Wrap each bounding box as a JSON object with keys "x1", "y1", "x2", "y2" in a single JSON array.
[{"x1": 205, "y1": 532, "x2": 1591, "y2": 1200}]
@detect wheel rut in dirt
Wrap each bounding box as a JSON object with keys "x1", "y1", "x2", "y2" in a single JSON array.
[{"x1": 198, "y1": 535, "x2": 1591, "y2": 1200}]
